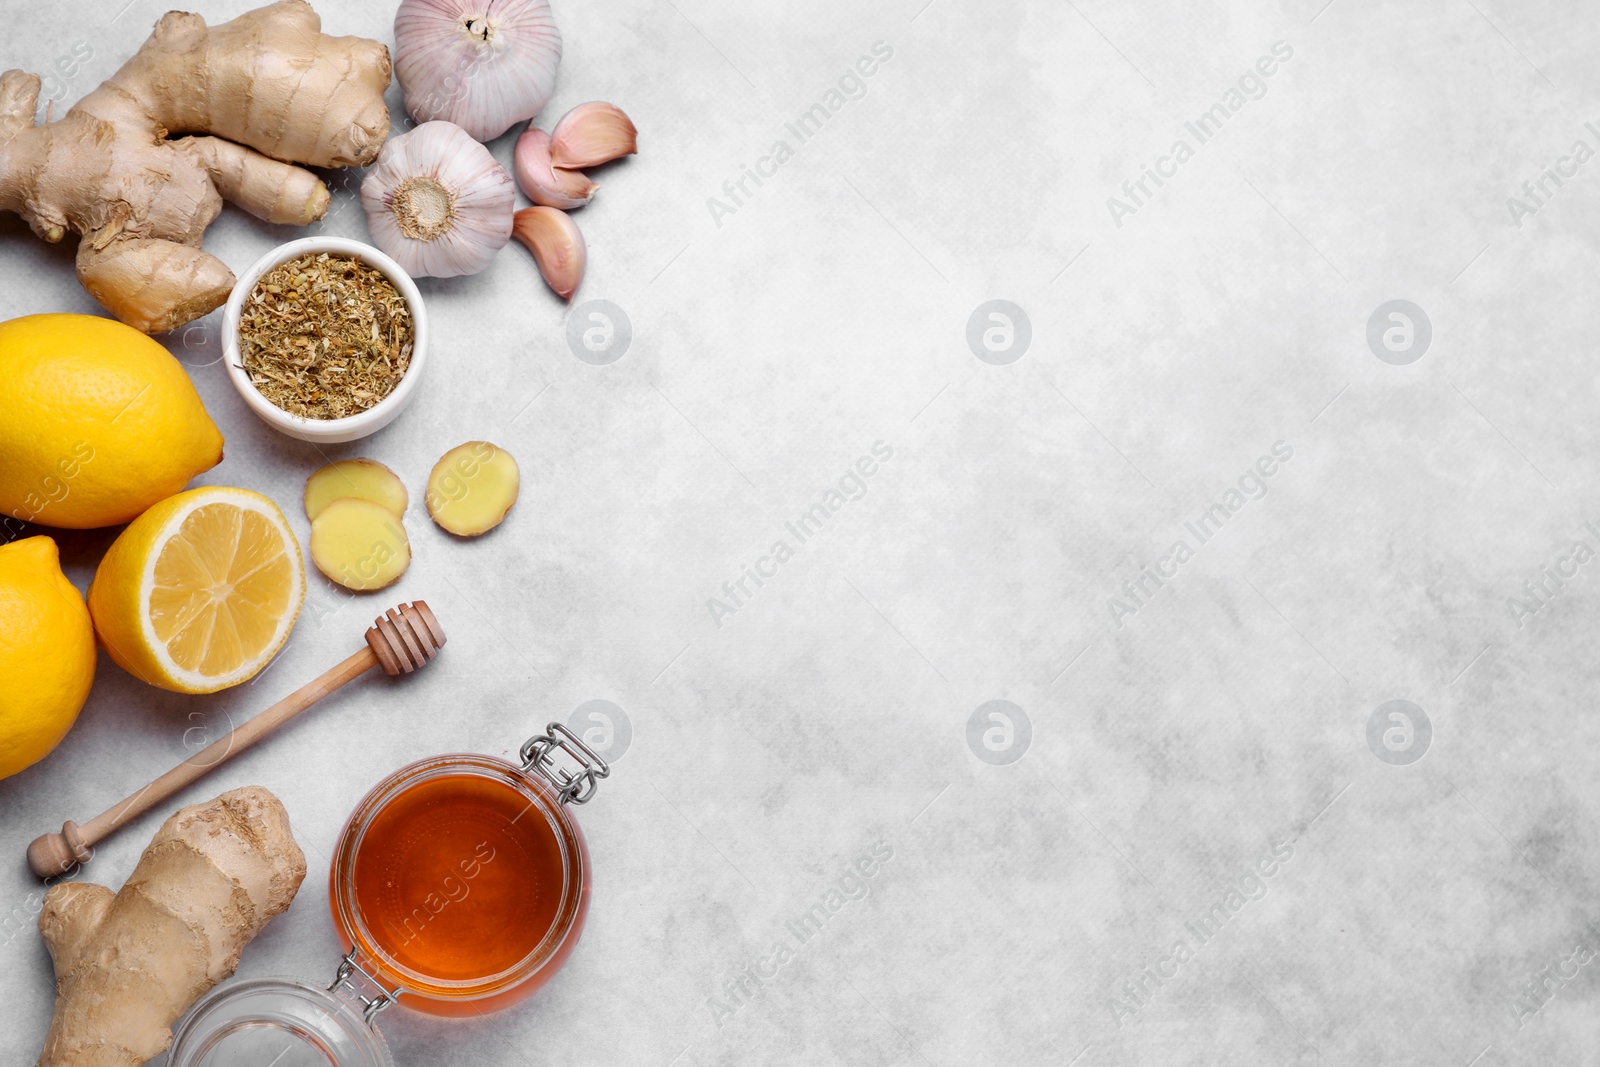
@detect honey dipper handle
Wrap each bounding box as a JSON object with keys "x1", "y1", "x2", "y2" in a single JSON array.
[
  {"x1": 76, "y1": 647, "x2": 378, "y2": 856},
  {"x1": 28, "y1": 601, "x2": 447, "y2": 878}
]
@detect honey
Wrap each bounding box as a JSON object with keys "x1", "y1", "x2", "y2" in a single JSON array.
[
  {"x1": 330, "y1": 752, "x2": 594, "y2": 1015},
  {"x1": 351, "y1": 773, "x2": 563, "y2": 981}
]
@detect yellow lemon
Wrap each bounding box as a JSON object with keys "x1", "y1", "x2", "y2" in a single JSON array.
[
  {"x1": 89, "y1": 488, "x2": 305, "y2": 693},
  {"x1": 0, "y1": 536, "x2": 96, "y2": 780},
  {"x1": 0, "y1": 313, "x2": 224, "y2": 529}
]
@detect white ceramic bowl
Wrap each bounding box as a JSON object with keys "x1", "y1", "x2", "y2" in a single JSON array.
[{"x1": 223, "y1": 237, "x2": 428, "y2": 444}]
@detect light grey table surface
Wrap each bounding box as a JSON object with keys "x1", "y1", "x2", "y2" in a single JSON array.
[{"x1": 2, "y1": 0, "x2": 1598, "y2": 1063}]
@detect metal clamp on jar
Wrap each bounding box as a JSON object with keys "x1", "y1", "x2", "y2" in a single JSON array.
[{"x1": 167, "y1": 724, "x2": 610, "y2": 1066}]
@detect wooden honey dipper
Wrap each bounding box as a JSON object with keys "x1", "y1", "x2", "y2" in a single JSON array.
[{"x1": 26, "y1": 601, "x2": 446, "y2": 879}]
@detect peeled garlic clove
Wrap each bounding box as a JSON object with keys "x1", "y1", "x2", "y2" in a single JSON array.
[
  {"x1": 548, "y1": 102, "x2": 638, "y2": 169},
  {"x1": 394, "y1": 0, "x2": 563, "y2": 142},
  {"x1": 361, "y1": 121, "x2": 515, "y2": 279},
  {"x1": 512, "y1": 206, "x2": 585, "y2": 300},
  {"x1": 514, "y1": 127, "x2": 599, "y2": 209}
]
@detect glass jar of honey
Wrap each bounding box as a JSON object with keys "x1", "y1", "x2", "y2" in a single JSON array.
[{"x1": 167, "y1": 724, "x2": 609, "y2": 1066}]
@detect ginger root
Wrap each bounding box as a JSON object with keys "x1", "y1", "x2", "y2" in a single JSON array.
[
  {"x1": 0, "y1": 1, "x2": 391, "y2": 334},
  {"x1": 35, "y1": 786, "x2": 307, "y2": 1067}
]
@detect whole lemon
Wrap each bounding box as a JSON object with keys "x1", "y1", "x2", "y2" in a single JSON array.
[
  {"x1": 0, "y1": 536, "x2": 96, "y2": 781},
  {"x1": 0, "y1": 314, "x2": 224, "y2": 529}
]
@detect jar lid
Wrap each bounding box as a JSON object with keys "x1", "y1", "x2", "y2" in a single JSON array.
[{"x1": 167, "y1": 977, "x2": 393, "y2": 1067}]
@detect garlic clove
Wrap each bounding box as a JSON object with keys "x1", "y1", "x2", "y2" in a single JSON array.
[
  {"x1": 512, "y1": 206, "x2": 585, "y2": 300},
  {"x1": 553, "y1": 167, "x2": 597, "y2": 200},
  {"x1": 514, "y1": 127, "x2": 599, "y2": 209},
  {"x1": 548, "y1": 102, "x2": 638, "y2": 169}
]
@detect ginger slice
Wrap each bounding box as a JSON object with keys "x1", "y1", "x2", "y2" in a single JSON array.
[
  {"x1": 310, "y1": 497, "x2": 410, "y2": 591},
  {"x1": 426, "y1": 442, "x2": 520, "y2": 537},
  {"x1": 304, "y1": 458, "x2": 409, "y2": 521}
]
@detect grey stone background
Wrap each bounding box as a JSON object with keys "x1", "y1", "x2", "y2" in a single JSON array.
[{"x1": 1, "y1": 0, "x2": 1597, "y2": 1063}]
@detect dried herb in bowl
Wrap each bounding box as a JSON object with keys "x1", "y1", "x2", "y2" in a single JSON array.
[{"x1": 238, "y1": 253, "x2": 415, "y2": 420}]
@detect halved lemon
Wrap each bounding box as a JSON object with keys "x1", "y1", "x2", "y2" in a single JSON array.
[{"x1": 88, "y1": 487, "x2": 305, "y2": 694}]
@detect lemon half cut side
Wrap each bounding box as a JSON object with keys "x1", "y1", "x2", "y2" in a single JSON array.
[{"x1": 89, "y1": 487, "x2": 306, "y2": 694}]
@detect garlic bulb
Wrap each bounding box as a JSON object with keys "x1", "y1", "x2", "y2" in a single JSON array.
[
  {"x1": 361, "y1": 121, "x2": 515, "y2": 278},
  {"x1": 394, "y1": 0, "x2": 563, "y2": 142}
]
